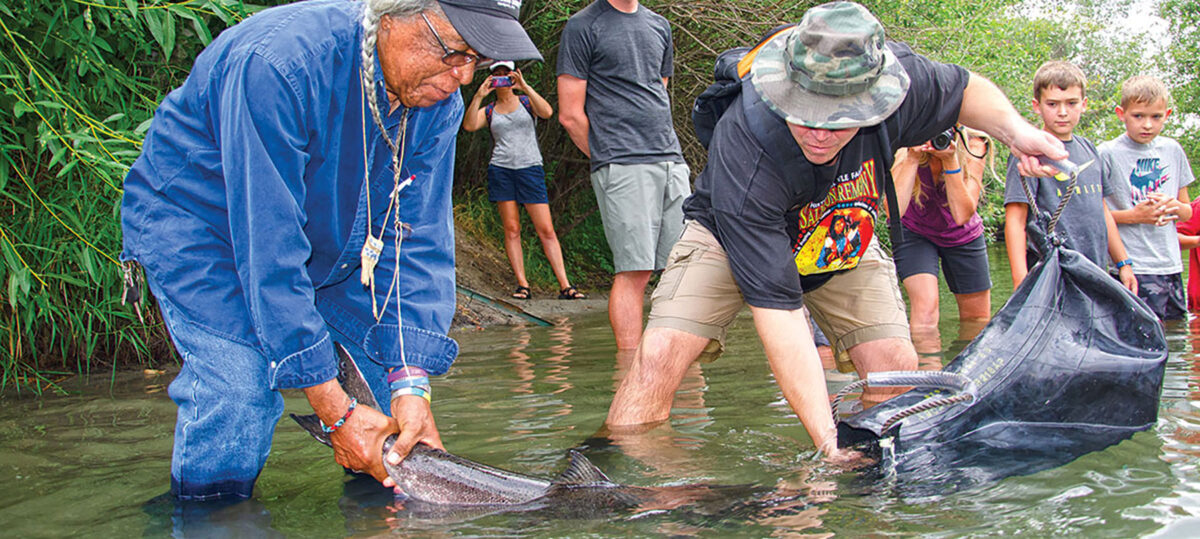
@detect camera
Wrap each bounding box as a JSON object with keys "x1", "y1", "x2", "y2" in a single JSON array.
[
  {"x1": 931, "y1": 126, "x2": 959, "y2": 150},
  {"x1": 490, "y1": 76, "x2": 513, "y2": 88}
]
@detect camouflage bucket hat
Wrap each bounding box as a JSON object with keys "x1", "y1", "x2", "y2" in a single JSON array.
[{"x1": 750, "y1": 1, "x2": 910, "y2": 129}]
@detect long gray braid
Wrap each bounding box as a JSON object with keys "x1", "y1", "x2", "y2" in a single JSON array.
[
  {"x1": 358, "y1": 0, "x2": 444, "y2": 347},
  {"x1": 361, "y1": 0, "x2": 441, "y2": 152}
]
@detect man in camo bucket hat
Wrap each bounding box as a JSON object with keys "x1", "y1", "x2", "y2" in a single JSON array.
[
  {"x1": 750, "y1": 1, "x2": 909, "y2": 128},
  {"x1": 605, "y1": 0, "x2": 1072, "y2": 462}
]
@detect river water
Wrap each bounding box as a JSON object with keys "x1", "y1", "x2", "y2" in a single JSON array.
[{"x1": 2, "y1": 247, "x2": 1199, "y2": 537}]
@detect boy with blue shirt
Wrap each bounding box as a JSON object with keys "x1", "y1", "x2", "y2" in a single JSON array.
[
  {"x1": 1102, "y1": 75, "x2": 1194, "y2": 319},
  {"x1": 1003, "y1": 61, "x2": 1137, "y2": 293}
]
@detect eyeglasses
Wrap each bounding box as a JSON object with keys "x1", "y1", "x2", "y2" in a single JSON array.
[{"x1": 420, "y1": 13, "x2": 492, "y2": 70}]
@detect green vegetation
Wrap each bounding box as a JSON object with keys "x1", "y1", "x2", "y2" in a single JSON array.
[
  {"x1": 1160, "y1": 0, "x2": 1200, "y2": 198},
  {"x1": 1, "y1": 0, "x2": 1196, "y2": 392},
  {"x1": 0, "y1": 0, "x2": 284, "y2": 392}
]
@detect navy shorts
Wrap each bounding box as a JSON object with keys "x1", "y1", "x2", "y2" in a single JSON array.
[
  {"x1": 487, "y1": 164, "x2": 549, "y2": 204},
  {"x1": 1131, "y1": 272, "x2": 1185, "y2": 320},
  {"x1": 892, "y1": 226, "x2": 991, "y2": 295}
]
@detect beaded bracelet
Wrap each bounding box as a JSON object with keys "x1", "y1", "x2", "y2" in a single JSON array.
[
  {"x1": 320, "y1": 397, "x2": 357, "y2": 434},
  {"x1": 392, "y1": 386, "x2": 432, "y2": 402}
]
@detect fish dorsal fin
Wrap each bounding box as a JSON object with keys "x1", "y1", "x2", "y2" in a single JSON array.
[
  {"x1": 335, "y1": 343, "x2": 380, "y2": 411},
  {"x1": 553, "y1": 450, "x2": 612, "y2": 486}
]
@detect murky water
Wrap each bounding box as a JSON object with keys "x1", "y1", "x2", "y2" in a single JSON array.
[{"x1": 2, "y1": 246, "x2": 1199, "y2": 536}]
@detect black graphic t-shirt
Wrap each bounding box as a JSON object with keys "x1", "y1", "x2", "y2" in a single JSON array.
[{"x1": 683, "y1": 42, "x2": 968, "y2": 310}]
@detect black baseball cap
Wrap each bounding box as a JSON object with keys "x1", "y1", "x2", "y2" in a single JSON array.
[{"x1": 437, "y1": 0, "x2": 543, "y2": 62}]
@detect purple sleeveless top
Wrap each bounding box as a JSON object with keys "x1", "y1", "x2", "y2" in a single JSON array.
[{"x1": 901, "y1": 166, "x2": 984, "y2": 247}]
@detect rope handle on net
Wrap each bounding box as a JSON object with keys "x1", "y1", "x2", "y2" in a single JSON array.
[
  {"x1": 1018, "y1": 162, "x2": 1079, "y2": 238},
  {"x1": 831, "y1": 371, "x2": 978, "y2": 432},
  {"x1": 1045, "y1": 172, "x2": 1078, "y2": 237},
  {"x1": 831, "y1": 379, "x2": 870, "y2": 423},
  {"x1": 879, "y1": 392, "x2": 976, "y2": 433}
]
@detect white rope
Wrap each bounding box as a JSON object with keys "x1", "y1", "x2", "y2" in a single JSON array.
[{"x1": 358, "y1": 69, "x2": 412, "y2": 371}]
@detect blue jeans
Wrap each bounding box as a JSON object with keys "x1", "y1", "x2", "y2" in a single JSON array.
[{"x1": 150, "y1": 278, "x2": 392, "y2": 501}]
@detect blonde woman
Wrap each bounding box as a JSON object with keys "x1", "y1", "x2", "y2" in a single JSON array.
[{"x1": 892, "y1": 126, "x2": 995, "y2": 346}]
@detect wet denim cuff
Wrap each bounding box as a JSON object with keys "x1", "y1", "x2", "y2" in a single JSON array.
[
  {"x1": 363, "y1": 324, "x2": 457, "y2": 376},
  {"x1": 268, "y1": 332, "x2": 337, "y2": 390}
]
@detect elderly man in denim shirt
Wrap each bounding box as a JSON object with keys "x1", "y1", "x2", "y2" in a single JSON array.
[{"x1": 120, "y1": 0, "x2": 541, "y2": 501}]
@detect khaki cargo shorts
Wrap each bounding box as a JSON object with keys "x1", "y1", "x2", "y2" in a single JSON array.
[{"x1": 646, "y1": 221, "x2": 910, "y2": 370}]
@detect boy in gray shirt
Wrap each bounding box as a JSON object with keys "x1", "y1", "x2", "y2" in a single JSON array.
[
  {"x1": 557, "y1": 0, "x2": 690, "y2": 350},
  {"x1": 1003, "y1": 61, "x2": 1136, "y2": 293},
  {"x1": 1102, "y1": 75, "x2": 1195, "y2": 319}
]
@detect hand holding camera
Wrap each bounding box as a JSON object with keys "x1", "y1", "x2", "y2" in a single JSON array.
[
  {"x1": 931, "y1": 126, "x2": 959, "y2": 151},
  {"x1": 476, "y1": 75, "x2": 496, "y2": 97},
  {"x1": 508, "y1": 69, "x2": 528, "y2": 91},
  {"x1": 490, "y1": 75, "x2": 514, "y2": 89}
]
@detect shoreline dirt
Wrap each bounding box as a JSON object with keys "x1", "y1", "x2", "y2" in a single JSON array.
[{"x1": 451, "y1": 221, "x2": 610, "y2": 330}]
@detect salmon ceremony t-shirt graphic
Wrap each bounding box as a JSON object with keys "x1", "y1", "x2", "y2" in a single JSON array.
[{"x1": 793, "y1": 159, "x2": 879, "y2": 275}]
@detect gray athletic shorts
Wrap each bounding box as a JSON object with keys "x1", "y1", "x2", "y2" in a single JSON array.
[{"x1": 590, "y1": 162, "x2": 690, "y2": 273}]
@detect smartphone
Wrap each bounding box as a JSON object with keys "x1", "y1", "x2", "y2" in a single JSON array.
[{"x1": 490, "y1": 76, "x2": 513, "y2": 88}]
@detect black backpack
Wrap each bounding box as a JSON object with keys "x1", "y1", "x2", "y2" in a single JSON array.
[{"x1": 691, "y1": 24, "x2": 793, "y2": 150}]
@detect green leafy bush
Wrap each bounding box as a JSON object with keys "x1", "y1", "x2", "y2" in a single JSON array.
[{"x1": 0, "y1": 0, "x2": 284, "y2": 392}]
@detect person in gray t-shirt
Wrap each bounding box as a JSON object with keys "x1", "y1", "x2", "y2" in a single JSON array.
[
  {"x1": 1003, "y1": 135, "x2": 1114, "y2": 268},
  {"x1": 1102, "y1": 133, "x2": 1195, "y2": 276},
  {"x1": 463, "y1": 62, "x2": 586, "y2": 301},
  {"x1": 1100, "y1": 74, "x2": 1195, "y2": 320},
  {"x1": 557, "y1": 0, "x2": 691, "y2": 350}
]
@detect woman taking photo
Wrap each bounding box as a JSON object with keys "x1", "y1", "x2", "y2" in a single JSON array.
[
  {"x1": 463, "y1": 62, "x2": 585, "y2": 300},
  {"x1": 892, "y1": 126, "x2": 995, "y2": 353}
]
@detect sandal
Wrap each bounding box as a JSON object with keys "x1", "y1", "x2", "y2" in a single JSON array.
[
  {"x1": 558, "y1": 286, "x2": 587, "y2": 300},
  {"x1": 511, "y1": 286, "x2": 531, "y2": 300}
]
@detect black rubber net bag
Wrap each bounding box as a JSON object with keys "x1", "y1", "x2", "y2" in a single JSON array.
[{"x1": 837, "y1": 211, "x2": 1168, "y2": 491}]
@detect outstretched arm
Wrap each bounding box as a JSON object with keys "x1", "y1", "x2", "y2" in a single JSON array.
[
  {"x1": 958, "y1": 73, "x2": 1064, "y2": 178},
  {"x1": 750, "y1": 305, "x2": 861, "y2": 464}
]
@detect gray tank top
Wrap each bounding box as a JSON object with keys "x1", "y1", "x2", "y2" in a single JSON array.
[{"x1": 488, "y1": 97, "x2": 543, "y2": 169}]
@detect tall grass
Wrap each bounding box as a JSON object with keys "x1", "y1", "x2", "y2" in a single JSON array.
[{"x1": 0, "y1": 0, "x2": 283, "y2": 393}]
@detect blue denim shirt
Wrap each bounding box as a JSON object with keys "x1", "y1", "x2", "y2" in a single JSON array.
[{"x1": 121, "y1": 0, "x2": 460, "y2": 390}]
